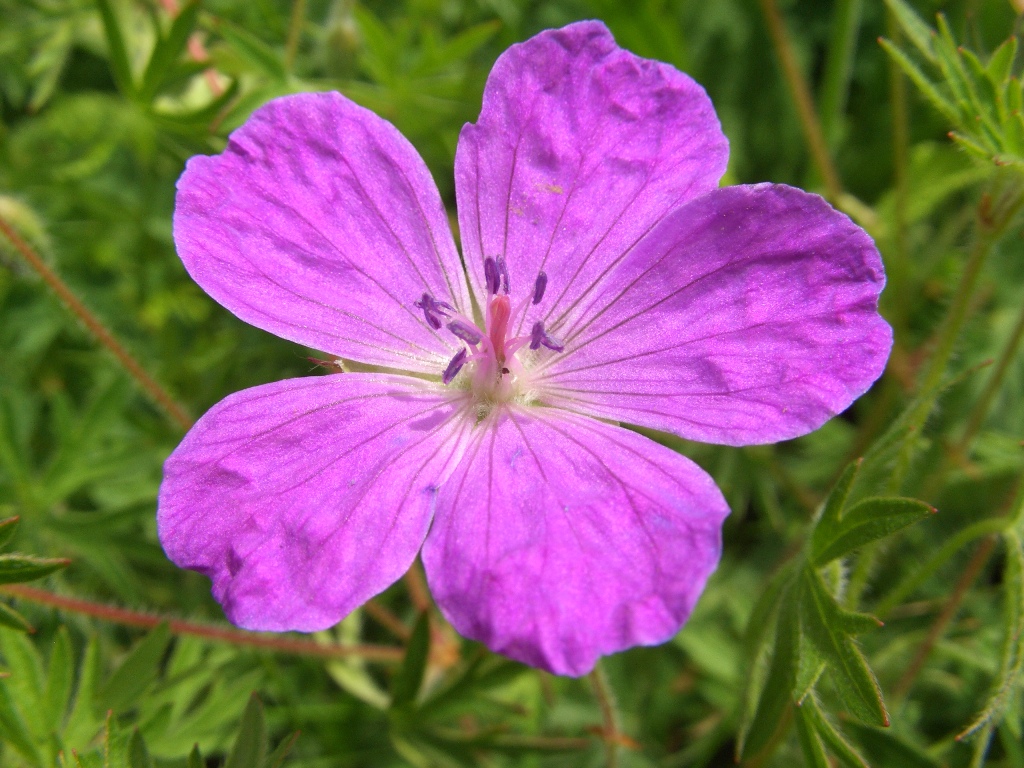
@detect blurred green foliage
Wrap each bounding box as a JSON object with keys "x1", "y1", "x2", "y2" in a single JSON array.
[{"x1": 1, "y1": 0, "x2": 1024, "y2": 765}]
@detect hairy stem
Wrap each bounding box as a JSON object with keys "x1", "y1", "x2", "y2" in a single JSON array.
[
  {"x1": 757, "y1": 0, "x2": 843, "y2": 202},
  {"x1": 285, "y1": 0, "x2": 307, "y2": 72},
  {"x1": 955, "y1": 296, "x2": 1024, "y2": 453},
  {"x1": 0, "y1": 214, "x2": 193, "y2": 432},
  {"x1": 1, "y1": 584, "x2": 402, "y2": 662},
  {"x1": 892, "y1": 536, "x2": 996, "y2": 699},
  {"x1": 590, "y1": 663, "x2": 622, "y2": 768}
]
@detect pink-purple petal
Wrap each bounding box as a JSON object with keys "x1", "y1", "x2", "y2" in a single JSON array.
[
  {"x1": 455, "y1": 20, "x2": 728, "y2": 334},
  {"x1": 158, "y1": 374, "x2": 471, "y2": 631},
  {"x1": 536, "y1": 183, "x2": 893, "y2": 446},
  {"x1": 174, "y1": 92, "x2": 469, "y2": 373},
  {"x1": 421, "y1": 406, "x2": 728, "y2": 676}
]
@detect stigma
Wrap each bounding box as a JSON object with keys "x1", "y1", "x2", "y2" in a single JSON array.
[{"x1": 415, "y1": 257, "x2": 563, "y2": 404}]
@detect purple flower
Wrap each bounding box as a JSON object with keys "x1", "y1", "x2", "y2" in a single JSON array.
[{"x1": 158, "y1": 21, "x2": 891, "y2": 676}]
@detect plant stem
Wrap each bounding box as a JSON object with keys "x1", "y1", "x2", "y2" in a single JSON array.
[
  {"x1": 892, "y1": 535, "x2": 996, "y2": 699},
  {"x1": 0, "y1": 213, "x2": 193, "y2": 432},
  {"x1": 818, "y1": 0, "x2": 863, "y2": 146},
  {"x1": 757, "y1": 0, "x2": 843, "y2": 202},
  {"x1": 284, "y1": 0, "x2": 307, "y2": 72},
  {"x1": 1, "y1": 583, "x2": 402, "y2": 662},
  {"x1": 886, "y1": 7, "x2": 912, "y2": 339},
  {"x1": 955, "y1": 296, "x2": 1024, "y2": 453},
  {"x1": 590, "y1": 663, "x2": 622, "y2": 768}
]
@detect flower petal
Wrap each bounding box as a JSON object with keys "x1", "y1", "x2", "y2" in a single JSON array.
[
  {"x1": 455, "y1": 21, "x2": 728, "y2": 332},
  {"x1": 421, "y1": 406, "x2": 728, "y2": 676},
  {"x1": 158, "y1": 373, "x2": 471, "y2": 631},
  {"x1": 536, "y1": 184, "x2": 893, "y2": 445},
  {"x1": 174, "y1": 92, "x2": 470, "y2": 373}
]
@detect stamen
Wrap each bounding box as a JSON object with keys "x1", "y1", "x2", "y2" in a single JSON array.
[
  {"x1": 530, "y1": 321, "x2": 545, "y2": 351},
  {"x1": 414, "y1": 293, "x2": 453, "y2": 330},
  {"x1": 532, "y1": 271, "x2": 547, "y2": 305},
  {"x1": 496, "y1": 256, "x2": 510, "y2": 294},
  {"x1": 442, "y1": 348, "x2": 468, "y2": 384},
  {"x1": 447, "y1": 319, "x2": 483, "y2": 345},
  {"x1": 529, "y1": 320, "x2": 564, "y2": 352},
  {"x1": 483, "y1": 257, "x2": 500, "y2": 295}
]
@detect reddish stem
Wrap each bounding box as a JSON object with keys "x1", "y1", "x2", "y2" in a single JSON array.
[{"x1": 2, "y1": 584, "x2": 402, "y2": 662}]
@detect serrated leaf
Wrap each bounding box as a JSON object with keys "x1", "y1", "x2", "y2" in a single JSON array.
[
  {"x1": 390, "y1": 612, "x2": 430, "y2": 709},
  {"x1": 988, "y1": 38, "x2": 1018, "y2": 85},
  {"x1": 265, "y1": 731, "x2": 299, "y2": 768},
  {"x1": 128, "y1": 729, "x2": 154, "y2": 768},
  {"x1": 217, "y1": 19, "x2": 287, "y2": 80},
  {"x1": 812, "y1": 460, "x2": 861, "y2": 555},
  {"x1": 884, "y1": 0, "x2": 936, "y2": 61},
  {"x1": 0, "y1": 626, "x2": 45, "y2": 715},
  {"x1": 794, "y1": 703, "x2": 830, "y2": 768},
  {"x1": 845, "y1": 721, "x2": 941, "y2": 768},
  {"x1": 0, "y1": 553, "x2": 71, "y2": 584},
  {"x1": 800, "y1": 569, "x2": 888, "y2": 726},
  {"x1": 93, "y1": 0, "x2": 136, "y2": 96},
  {"x1": 0, "y1": 679, "x2": 44, "y2": 764},
  {"x1": 97, "y1": 623, "x2": 171, "y2": 713},
  {"x1": 224, "y1": 693, "x2": 268, "y2": 768},
  {"x1": 738, "y1": 587, "x2": 796, "y2": 760},
  {"x1": 801, "y1": 696, "x2": 870, "y2": 768},
  {"x1": 43, "y1": 626, "x2": 73, "y2": 731},
  {"x1": 0, "y1": 603, "x2": 32, "y2": 632},
  {"x1": 811, "y1": 497, "x2": 934, "y2": 565},
  {"x1": 139, "y1": 0, "x2": 202, "y2": 102},
  {"x1": 795, "y1": 627, "x2": 826, "y2": 705},
  {"x1": 879, "y1": 39, "x2": 960, "y2": 123},
  {"x1": 0, "y1": 516, "x2": 19, "y2": 550},
  {"x1": 64, "y1": 638, "x2": 102, "y2": 745}
]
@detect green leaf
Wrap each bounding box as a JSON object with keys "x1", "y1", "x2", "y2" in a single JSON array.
[
  {"x1": 0, "y1": 553, "x2": 71, "y2": 584},
  {"x1": 0, "y1": 603, "x2": 33, "y2": 632},
  {"x1": 884, "y1": 0, "x2": 936, "y2": 61},
  {"x1": 794, "y1": 703, "x2": 830, "y2": 768},
  {"x1": 64, "y1": 638, "x2": 102, "y2": 745},
  {"x1": 42, "y1": 626, "x2": 73, "y2": 731},
  {"x1": 216, "y1": 19, "x2": 287, "y2": 80},
  {"x1": 224, "y1": 693, "x2": 268, "y2": 768},
  {"x1": 811, "y1": 496, "x2": 935, "y2": 565},
  {"x1": 811, "y1": 459, "x2": 861, "y2": 554},
  {"x1": 800, "y1": 568, "x2": 888, "y2": 726},
  {"x1": 879, "y1": 38, "x2": 960, "y2": 124},
  {"x1": 0, "y1": 516, "x2": 19, "y2": 550},
  {"x1": 265, "y1": 731, "x2": 299, "y2": 768},
  {"x1": 391, "y1": 612, "x2": 431, "y2": 709},
  {"x1": 738, "y1": 586, "x2": 796, "y2": 760},
  {"x1": 93, "y1": 0, "x2": 136, "y2": 96},
  {"x1": 801, "y1": 696, "x2": 870, "y2": 768},
  {"x1": 987, "y1": 38, "x2": 1017, "y2": 86},
  {"x1": 97, "y1": 623, "x2": 172, "y2": 713},
  {"x1": 845, "y1": 721, "x2": 942, "y2": 768},
  {"x1": 186, "y1": 745, "x2": 204, "y2": 768},
  {"x1": 0, "y1": 680, "x2": 44, "y2": 764},
  {"x1": 139, "y1": 0, "x2": 202, "y2": 102},
  {"x1": 127, "y1": 729, "x2": 154, "y2": 768}
]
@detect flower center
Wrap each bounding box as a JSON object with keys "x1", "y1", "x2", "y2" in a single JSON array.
[{"x1": 414, "y1": 256, "x2": 563, "y2": 405}]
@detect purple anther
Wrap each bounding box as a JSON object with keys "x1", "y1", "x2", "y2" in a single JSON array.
[
  {"x1": 414, "y1": 293, "x2": 453, "y2": 330},
  {"x1": 530, "y1": 321, "x2": 545, "y2": 351},
  {"x1": 442, "y1": 348, "x2": 468, "y2": 385},
  {"x1": 496, "y1": 256, "x2": 510, "y2": 294},
  {"x1": 483, "y1": 257, "x2": 500, "y2": 295},
  {"x1": 540, "y1": 333, "x2": 564, "y2": 352},
  {"x1": 447, "y1": 319, "x2": 483, "y2": 345},
  {"x1": 530, "y1": 320, "x2": 564, "y2": 352},
  {"x1": 532, "y1": 271, "x2": 547, "y2": 305}
]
